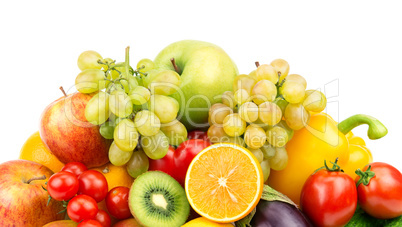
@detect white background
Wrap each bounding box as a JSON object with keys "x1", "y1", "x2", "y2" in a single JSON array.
[{"x1": 1, "y1": 1, "x2": 401, "y2": 171}]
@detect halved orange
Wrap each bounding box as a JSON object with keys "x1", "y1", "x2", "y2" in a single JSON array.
[{"x1": 185, "y1": 143, "x2": 264, "y2": 223}]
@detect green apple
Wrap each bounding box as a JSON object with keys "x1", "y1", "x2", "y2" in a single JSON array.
[{"x1": 153, "y1": 40, "x2": 238, "y2": 130}]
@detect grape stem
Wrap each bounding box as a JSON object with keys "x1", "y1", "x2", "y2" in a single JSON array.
[
  {"x1": 171, "y1": 58, "x2": 181, "y2": 74},
  {"x1": 255, "y1": 61, "x2": 260, "y2": 67},
  {"x1": 59, "y1": 86, "x2": 67, "y2": 97},
  {"x1": 337, "y1": 114, "x2": 388, "y2": 139}
]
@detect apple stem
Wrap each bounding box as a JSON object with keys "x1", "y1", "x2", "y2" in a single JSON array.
[
  {"x1": 27, "y1": 175, "x2": 46, "y2": 184},
  {"x1": 255, "y1": 61, "x2": 260, "y2": 67},
  {"x1": 170, "y1": 58, "x2": 181, "y2": 74},
  {"x1": 59, "y1": 86, "x2": 68, "y2": 97}
]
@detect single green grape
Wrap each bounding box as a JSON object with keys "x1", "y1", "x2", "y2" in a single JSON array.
[
  {"x1": 258, "y1": 102, "x2": 282, "y2": 126},
  {"x1": 160, "y1": 120, "x2": 188, "y2": 146},
  {"x1": 233, "y1": 74, "x2": 257, "y2": 94},
  {"x1": 270, "y1": 59, "x2": 289, "y2": 81},
  {"x1": 276, "y1": 120, "x2": 294, "y2": 141},
  {"x1": 129, "y1": 86, "x2": 151, "y2": 105},
  {"x1": 255, "y1": 64, "x2": 278, "y2": 84},
  {"x1": 77, "y1": 50, "x2": 103, "y2": 71},
  {"x1": 126, "y1": 149, "x2": 149, "y2": 178},
  {"x1": 207, "y1": 124, "x2": 229, "y2": 144},
  {"x1": 75, "y1": 69, "x2": 106, "y2": 94},
  {"x1": 222, "y1": 91, "x2": 236, "y2": 109},
  {"x1": 99, "y1": 121, "x2": 115, "y2": 140},
  {"x1": 285, "y1": 74, "x2": 307, "y2": 89},
  {"x1": 280, "y1": 81, "x2": 306, "y2": 104},
  {"x1": 209, "y1": 103, "x2": 233, "y2": 125},
  {"x1": 136, "y1": 58, "x2": 155, "y2": 74},
  {"x1": 238, "y1": 102, "x2": 259, "y2": 123},
  {"x1": 141, "y1": 131, "x2": 169, "y2": 160},
  {"x1": 273, "y1": 98, "x2": 289, "y2": 115},
  {"x1": 147, "y1": 95, "x2": 179, "y2": 123},
  {"x1": 109, "y1": 90, "x2": 133, "y2": 118},
  {"x1": 114, "y1": 119, "x2": 139, "y2": 152},
  {"x1": 244, "y1": 124, "x2": 267, "y2": 149},
  {"x1": 284, "y1": 103, "x2": 310, "y2": 130},
  {"x1": 302, "y1": 89, "x2": 327, "y2": 112},
  {"x1": 134, "y1": 110, "x2": 161, "y2": 137},
  {"x1": 260, "y1": 142, "x2": 276, "y2": 159},
  {"x1": 234, "y1": 88, "x2": 250, "y2": 105},
  {"x1": 145, "y1": 70, "x2": 181, "y2": 95},
  {"x1": 266, "y1": 126, "x2": 289, "y2": 147},
  {"x1": 252, "y1": 80, "x2": 277, "y2": 105},
  {"x1": 249, "y1": 148, "x2": 264, "y2": 163},
  {"x1": 85, "y1": 91, "x2": 110, "y2": 125},
  {"x1": 109, "y1": 141, "x2": 133, "y2": 166},
  {"x1": 222, "y1": 113, "x2": 247, "y2": 137},
  {"x1": 260, "y1": 159, "x2": 271, "y2": 183},
  {"x1": 269, "y1": 147, "x2": 288, "y2": 171}
]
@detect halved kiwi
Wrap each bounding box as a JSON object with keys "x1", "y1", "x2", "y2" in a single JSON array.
[{"x1": 128, "y1": 171, "x2": 190, "y2": 227}]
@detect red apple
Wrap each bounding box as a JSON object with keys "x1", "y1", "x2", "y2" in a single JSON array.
[
  {"x1": 40, "y1": 91, "x2": 111, "y2": 168},
  {"x1": 112, "y1": 218, "x2": 141, "y2": 227},
  {"x1": 0, "y1": 160, "x2": 65, "y2": 226},
  {"x1": 43, "y1": 220, "x2": 78, "y2": 227}
]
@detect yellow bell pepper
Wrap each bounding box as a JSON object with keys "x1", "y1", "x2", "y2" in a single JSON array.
[{"x1": 268, "y1": 112, "x2": 387, "y2": 205}]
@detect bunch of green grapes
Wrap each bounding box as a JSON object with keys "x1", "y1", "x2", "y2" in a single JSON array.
[
  {"x1": 207, "y1": 59, "x2": 327, "y2": 182},
  {"x1": 75, "y1": 48, "x2": 187, "y2": 178}
]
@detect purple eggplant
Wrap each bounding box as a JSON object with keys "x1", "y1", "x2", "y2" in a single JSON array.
[{"x1": 250, "y1": 200, "x2": 312, "y2": 227}]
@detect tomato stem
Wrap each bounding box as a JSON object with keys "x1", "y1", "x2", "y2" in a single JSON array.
[
  {"x1": 313, "y1": 158, "x2": 344, "y2": 174},
  {"x1": 337, "y1": 114, "x2": 388, "y2": 140},
  {"x1": 355, "y1": 165, "x2": 376, "y2": 187}
]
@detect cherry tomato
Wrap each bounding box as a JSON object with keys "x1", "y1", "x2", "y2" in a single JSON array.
[
  {"x1": 148, "y1": 146, "x2": 176, "y2": 177},
  {"x1": 187, "y1": 130, "x2": 209, "y2": 142},
  {"x1": 174, "y1": 139, "x2": 212, "y2": 186},
  {"x1": 105, "y1": 186, "x2": 131, "y2": 220},
  {"x1": 47, "y1": 171, "x2": 79, "y2": 201},
  {"x1": 77, "y1": 219, "x2": 102, "y2": 227},
  {"x1": 67, "y1": 194, "x2": 98, "y2": 222},
  {"x1": 355, "y1": 162, "x2": 402, "y2": 219},
  {"x1": 61, "y1": 162, "x2": 88, "y2": 177},
  {"x1": 95, "y1": 209, "x2": 111, "y2": 227},
  {"x1": 78, "y1": 170, "x2": 108, "y2": 202},
  {"x1": 300, "y1": 165, "x2": 357, "y2": 227}
]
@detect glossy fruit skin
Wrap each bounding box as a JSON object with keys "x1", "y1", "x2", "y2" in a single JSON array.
[
  {"x1": 187, "y1": 130, "x2": 209, "y2": 142},
  {"x1": 78, "y1": 170, "x2": 108, "y2": 202},
  {"x1": 356, "y1": 162, "x2": 402, "y2": 219},
  {"x1": 174, "y1": 139, "x2": 212, "y2": 186},
  {"x1": 77, "y1": 219, "x2": 102, "y2": 227},
  {"x1": 67, "y1": 195, "x2": 99, "y2": 223},
  {"x1": 39, "y1": 92, "x2": 112, "y2": 168},
  {"x1": 47, "y1": 171, "x2": 79, "y2": 201},
  {"x1": 0, "y1": 160, "x2": 65, "y2": 226},
  {"x1": 250, "y1": 200, "x2": 312, "y2": 227},
  {"x1": 95, "y1": 209, "x2": 111, "y2": 227},
  {"x1": 62, "y1": 162, "x2": 88, "y2": 177},
  {"x1": 300, "y1": 169, "x2": 357, "y2": 227},
  {"x1": 105, "y1": 186, "x2": 131, "y2": 220},
  {"x1": 148, "y1": 146, "x2": 176, "y2": 177}
]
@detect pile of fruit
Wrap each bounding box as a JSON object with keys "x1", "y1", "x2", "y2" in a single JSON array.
[{"x1": 0, "y1": 40, "x2": 401, "y2": 227}]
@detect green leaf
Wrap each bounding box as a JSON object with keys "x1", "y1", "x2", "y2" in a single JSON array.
[{"x1": 345, "y1": 206, "x2": 402, "y2": 227}]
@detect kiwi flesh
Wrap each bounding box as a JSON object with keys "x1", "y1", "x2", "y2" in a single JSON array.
[{"x1": 128, "y1": 171, "x2": 190, "y2": 227}]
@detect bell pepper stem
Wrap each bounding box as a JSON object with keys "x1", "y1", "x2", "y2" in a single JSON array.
[{"x1": 337, "y1": 114, "x2": 388, "y2": 140}]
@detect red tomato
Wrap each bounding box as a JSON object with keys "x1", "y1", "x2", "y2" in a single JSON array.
[
  {"x1": 173, "y1": 139, "x2": 212, "y2": 186},
  {"x1": 300, "y1": 169, "x2": 357, "y2": 227},
  {"x1": 148, "y1": 146, "x2": 176, "y2": 177},
  {"x1": 187, "y1": 130, "x2": 209, "y2": 142},
  {"x1": 78, "y1": 170, "x2": 108, "y2": 202},
  {"x1": 67, "y1": 195, "x2": 98, "y2": 222},
  {"x1": 355, "y1": 162, "x2": 402, "y2": 219},
  {"x1": 95, "y1": 209, "x2": 111, "y2": 227},
  {"x1": 62, "y1": 162, "x2": 88, "y2": 177},
  {"x1": 105, "y1": 186, "x2": 131, "y2": 220},
  {"x1": 47, "y1": 171, "x2": 79, "y2": 201},
  {"x1": 77, "y1": 219, "x2": 102, "y2": 227}
]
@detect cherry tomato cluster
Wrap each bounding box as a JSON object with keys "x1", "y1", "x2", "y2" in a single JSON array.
[
  {"x1": 149, "y1": 134, "x2": 211, "y2": 186},
  {"x1": 46, "y1": 162, "x2": 114, "y2": 226},
  {"x1": 300, "y1": 160, "x2": 402, "y2": 227}
]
